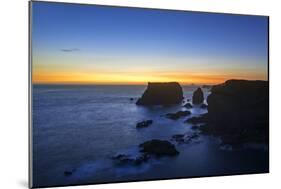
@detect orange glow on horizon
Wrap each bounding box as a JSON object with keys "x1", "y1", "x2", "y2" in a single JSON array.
[
  {"x1": 32, "y1": 70, "x2": 267, "y2": 85},
  {"x1": 32, "y1": 53, "x2": 268, "y2": 85}
]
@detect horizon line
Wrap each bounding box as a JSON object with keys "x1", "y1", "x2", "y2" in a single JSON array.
[{"x1": 32, "y1": 78, "x2": 268, "y2": 86}]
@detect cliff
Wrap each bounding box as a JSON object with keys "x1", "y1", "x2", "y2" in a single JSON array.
[{"x1": 204, "y1": 79, "x2": 269, "y2": 144}]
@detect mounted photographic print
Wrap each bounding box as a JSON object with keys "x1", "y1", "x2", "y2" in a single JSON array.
[{"x1": 29, "y1": 1, "x2": 269, "y2": 188}]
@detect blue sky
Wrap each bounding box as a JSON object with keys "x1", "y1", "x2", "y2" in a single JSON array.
[{"x1": 31, "y1": 1, "x2": 268, "y2": 84}]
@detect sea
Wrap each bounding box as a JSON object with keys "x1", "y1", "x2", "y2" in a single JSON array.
[{"x1": 32, "y1": 85, "x2": 269, "y2": 187}]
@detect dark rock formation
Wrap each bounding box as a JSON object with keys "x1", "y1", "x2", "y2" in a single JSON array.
[
  {"x1": 202, "y1": 85, "x2": 212, "y2": 89},
  {"x1": 192, "y1": 87, "x2": 204, "y2": 104},
  {"x1": 200, "y1": 104, "x2": 208, "y2": 109},
  {"x1": 204, "y1": 79, "x2": 269, "y2": 145},
  {"x1": 112, "y1": 154, "x2": 132, "y2": 164},
  {"x1": 134, "y1": 153, "x2": 150, "y2": 165},
  {"x1": 64, "y1": 171, "x2": 72, "y2": 176},
  {"x1": 166, "y1": 110, "x2": 191, "y2": 120},
  {"x1": 171, "y1": 134, "x2": 185, "y2": 143},
  {"x1": 190, "y1": 133, "x2": 199, "y2": 140},
  {"x1": 64, "y1": 169, "x2": 75, "y2": 176},
  {"x1": 185, "y1": 114, "x2": 208, "y2": 124},
  {"x1": 112, "y1": 154, "x2": 128, "y2": 160},
  {"x1": 136, "y1": 120, "x2": 153, "y2": 128},
  {"x1": 183, "y1": 102, "x2": 193, "y2": 108},
  {"x1": 139, "y1": 139, "x2": 179, "y2": 156},
  {"x1": 136, "y1": 82, "x2": 183, "y2": 105},
  {"x1": 171, "y1": 133, "x2": 200, "y2": 144},
  {"x1": 130, "y1": 98, "x2": 134, "y2": 101},
  {"x1": 191, "y1": 125, "x2": 199, "y2": 130},
  {"x1": 112, "y1": 153, "x2": 150, "y2": 165}
]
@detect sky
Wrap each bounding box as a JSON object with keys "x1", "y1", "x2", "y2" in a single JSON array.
[{"x1": 31, "y1": 1, "x2": 268, "y2": 85}]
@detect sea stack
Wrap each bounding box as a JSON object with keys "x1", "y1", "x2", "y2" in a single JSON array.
[
  {"x1": 192, "y1": 87, "x2": 204, "y2": 104},
  {"x1": 206, "y1": 79, "x2": 269, "y2": 144},
  {"x1": 136, "y1": 82, "x2": 183, "y2": 105}
]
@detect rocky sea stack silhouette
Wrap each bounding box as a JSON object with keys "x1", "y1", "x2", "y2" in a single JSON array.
[
  {"x1": 192, "y1": 87, "x2": 204, "y2": 104},
  {"x1": 136, "y1": 82, "x2": 183, "y2": 105},
  {"x1": 202, "y1": 79, "x2": 269, "y2": 145}
]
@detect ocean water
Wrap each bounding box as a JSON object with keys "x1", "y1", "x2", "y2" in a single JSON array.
[{"x1": 32, "y1": 85, "x2": 269, "y2": 187}]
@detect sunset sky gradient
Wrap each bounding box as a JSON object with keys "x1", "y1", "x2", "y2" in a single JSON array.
[{"x1": 32, "y1": 2, "x2": 268, "y2": 85}]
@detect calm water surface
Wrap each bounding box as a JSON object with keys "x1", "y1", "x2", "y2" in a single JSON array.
[{"x1": 32, "y1": 85, "x2": 269, "y2": 187}]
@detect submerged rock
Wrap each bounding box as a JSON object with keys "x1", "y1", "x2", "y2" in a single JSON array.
[
  {"x1": 111, "y1": 154, "x2": 133, "y2": 164},
  {"x1": 171, "y1": 133, "x2": 200, "y2": 144},
  {"x1": 112, "y1": 154, "x2": 130, "y2": 160},
  {"x1": 190, "y1": 133, "x2": 199, "y2": 139},
  {"x1": 204, "y1": 79, "x2": 269, "y2": 144},
  {"x1": 183, "y1": 102, "x2": 193, "y2": 108},
  {"x1": 64, "y1": 169, "x2": 75, "y2": 176},
  {"x1": 136, "y1": 82, "x2": 183, "y2": 105},
  {"x1": 112, "y1": 153, "x2": 150, "y2": 165},
  {"x1": 139, "y1": 139, "x2": 179, "y2": 156},
  {"x1": 192, "y1": 87, "x2": 204, "y2": 104},
  {"x1": 171, "y1": 134, "x2": 185, "y2": 143},
  {"x1": 134, "y1": 153, "x2": 150, "y2": 165},
  {"x1": 64, "y1": 171, "x2": 72, "y2": 176},
  {"x1": 136, "y1": 120, "x2": 153, "y2": 128},
  {"x1": 166, "y1": 110, "x2": 191, "y2": 120}
]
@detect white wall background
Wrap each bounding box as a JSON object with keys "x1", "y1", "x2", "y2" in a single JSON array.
[{"x1": 0, "y1": 0, "x2": 280, "y2": 188}]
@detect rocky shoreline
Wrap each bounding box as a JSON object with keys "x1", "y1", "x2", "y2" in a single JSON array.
[
  {"x1": 113, "y1": 80, "x2": 268, "y2": 167},
  {"x1": 63, "y1": 80, "x2": 269, "y2": 175},
  {"x1": 138, "y1": 80, "x2": 268, "y2": 144}
]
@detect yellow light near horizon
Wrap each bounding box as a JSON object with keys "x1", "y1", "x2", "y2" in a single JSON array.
[
  {"x1": 33, "y1": 69, "x2": 267, "y2": 85},
  {"x1": 32, "y1": 55, "x2": 268, "y2": 85},
  {"x1": 32, "y1": 54, "x2": 268, "y2": 85},
  {"x1": 33, "y1": 72, "x2": 171, "y2": 85}
]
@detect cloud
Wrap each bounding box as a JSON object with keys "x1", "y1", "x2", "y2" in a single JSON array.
[{"x1": 60, "y1": 48, "x2": 80, "y2": 52}]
